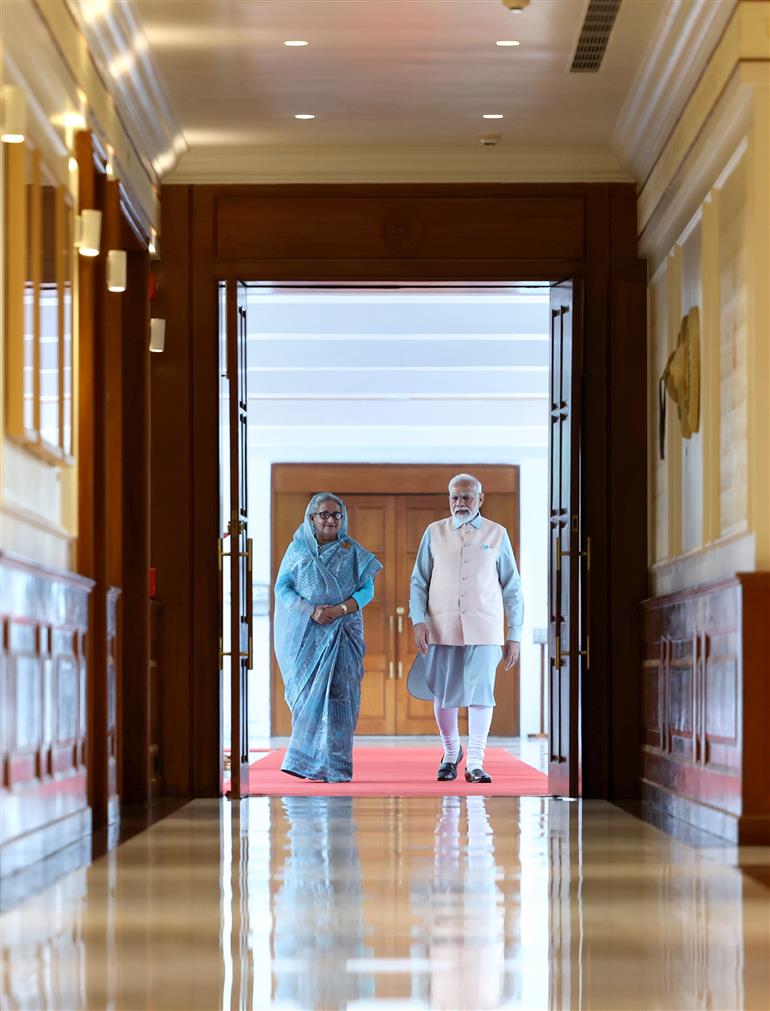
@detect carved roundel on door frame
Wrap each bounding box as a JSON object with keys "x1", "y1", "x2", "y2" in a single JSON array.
[{"x1": 381, "y1": 207, "x2": 425, "y2": 254}]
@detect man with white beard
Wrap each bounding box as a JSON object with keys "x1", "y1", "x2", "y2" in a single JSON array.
[{"x1": 408, "y1": 474, "x2": 523, "y2": 783}]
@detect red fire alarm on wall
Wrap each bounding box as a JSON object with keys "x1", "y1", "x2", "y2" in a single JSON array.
[{"x1": 149, "y1": 567, "x2": 157, "y2": 599}]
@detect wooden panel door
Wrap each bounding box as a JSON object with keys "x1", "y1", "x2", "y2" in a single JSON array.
[
  {"x1": 271, "y1": 493, "x2": 397, "y2": 735},
  {"x1": 223, "y1": 279, "x2": 252, "y2": 799},
  {"x1": 271, "y1": 493, "x2": 308, "y2": 736},
  {"x1": 394, "y1": 495, "x2": 448, "y2": 734},
  {"x1": 394, "y1": 491, "x2": 520, "y2": 736},
  {"x1": 346, "y1": 496, "x2": 397, "y2": 734},
  {"x1": 548, "y1": 280, "x2": 583, "y2": 796},
  {"x1": 271, "y1": 466, "x2": 519, "y2": 738},
  {"x1": 476, "y1": 490, "x2": 520, "y2": 737}
]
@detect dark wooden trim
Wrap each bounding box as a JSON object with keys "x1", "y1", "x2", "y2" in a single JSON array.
[
  {"x1": 272, "y1": 463, "x2": 520, "y2": 495},
  {"x1": 190, "y1": 189, "x2": 223, "y2": 797},
  {"x1": 152, "y1": 185, "x2": 194, "y2": 796},
  {"x1": 76, "y1": 131, "x2": 114, "y2": 828},
  {"x1": 121, "y1": 249, "x2": 152, "y2": 803},
  {"x1": 156, "y1": 180, "x2": 647, "y2": 800},
  {"x1": 607, "y1": 185, "x2": 649, "y2": 799}
]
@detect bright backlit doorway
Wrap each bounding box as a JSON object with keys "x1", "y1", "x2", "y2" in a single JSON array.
[{"x1": 220, "y1": 283, "x2": 553, "y2": 780}]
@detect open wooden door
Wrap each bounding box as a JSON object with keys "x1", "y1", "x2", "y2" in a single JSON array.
[
  {"x1": 548, "y1": 280, "x2": 584, "y2": 796},
  {"x1": 220, "y1": 279, "x2": 252, "y2": 798}
]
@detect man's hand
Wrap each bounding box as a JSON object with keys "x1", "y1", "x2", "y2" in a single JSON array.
[
  {"x1": 503, "y1": 640, "x2": 520, "y2": 671},
  {"x1": 414, "y1": 622, "x2": 430, "y2": 655}
]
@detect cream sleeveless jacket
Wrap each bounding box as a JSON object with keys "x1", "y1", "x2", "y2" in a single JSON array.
[{"x1": 425, "y1": 517, "x2": 506, "y2": 646}]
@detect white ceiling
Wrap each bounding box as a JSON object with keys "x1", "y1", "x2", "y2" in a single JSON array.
[{"x1": 127, "y1": 0, "x2": 668, "y2": 181}]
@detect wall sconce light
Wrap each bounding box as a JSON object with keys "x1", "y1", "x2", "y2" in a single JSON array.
[
  {"x1": 149, "y1": 317, "x2": 165, "y2": 353},
  {"x1": 78, "y1": 208, "x2": 102, "y2": 257},
  {"x1": 1, "y1": 85, "x2": 27, "y2": 143},
  {"x1": 107, "y1": 249, "x2": 127, "y2": 292},
  {"x1": 148, "y1": 227, "x2": 160, "y2": 259}
]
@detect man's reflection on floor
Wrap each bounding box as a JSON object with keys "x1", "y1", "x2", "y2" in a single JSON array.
[
  {"x1": 271, "y1": 796, "x2": 373, "y2": 1010},
  {"x1": 421, "y1": 795, "x2": 506, "y2": 1010}
]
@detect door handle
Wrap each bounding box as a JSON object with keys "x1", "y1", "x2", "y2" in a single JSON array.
[
  {"x1": 218, "y1": 535, "x2": 230, "y2": 671},
  {"x1": 553, "y1": 536, "x2": 591, "y2": 671},
  {"x1": 396, "y1": 606, "x2": 405, "y2": 633},
  {"x1": 245, "y1": 536, "x2": 253, "y2": 670},
  {"x1": 397, "y1": 661, "x2": 403, "y2": 679}
]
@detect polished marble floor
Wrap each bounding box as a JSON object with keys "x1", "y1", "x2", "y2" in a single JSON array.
[{"x1": 2, "y1": 795, "x2": 769, "y2": 1011}]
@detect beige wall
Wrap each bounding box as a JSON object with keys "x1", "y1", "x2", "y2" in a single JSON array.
[
  {"x1": 642, "y1": 1, "x2": 770, "y2": 596},
  {"x1": 1, "y1": 0, "x2": 160, "y2": 570}
]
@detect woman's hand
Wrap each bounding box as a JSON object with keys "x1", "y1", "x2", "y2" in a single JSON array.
[{"x1": 311, "y1": 605, "x2": 342, "y2": 625}]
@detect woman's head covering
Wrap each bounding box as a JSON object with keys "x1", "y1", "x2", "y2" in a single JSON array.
[{"x1": 301, "y1": 492, "x2": 348, "y2": 554}]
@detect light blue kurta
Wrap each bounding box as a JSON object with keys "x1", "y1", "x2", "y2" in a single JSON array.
[{"x1": 407, "y1": 512, "x2": 524, "y2": 708}]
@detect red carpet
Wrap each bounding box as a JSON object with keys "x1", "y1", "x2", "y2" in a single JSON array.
[{"x1": 247, "y1": 747, "x2": 548, "y2": 797}]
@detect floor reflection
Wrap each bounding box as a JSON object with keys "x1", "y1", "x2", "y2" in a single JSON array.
[
  {"x1": 0, "y1": 796, "x2": 768, "y2": 1010},
  {"x1": 417, "y1": 796, "x2": 506, "y2": 1009},
  {"x1": 272, "y1": 796, "x2": 373, "y2": 1008}
]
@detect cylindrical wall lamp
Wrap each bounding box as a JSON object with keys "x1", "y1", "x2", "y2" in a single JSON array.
[
  {"x1": 107, "y1": 249, "x2": 127, "y2": 292},
  {"x1": 149, "y1": 317, "x2": 165, "y2": 353},
  {"x1": 1, "y1": 85, "x2": 27, "y2": 144},
  {"x1": 78, "y1": 209, "x2": 102, "y2": 257}
]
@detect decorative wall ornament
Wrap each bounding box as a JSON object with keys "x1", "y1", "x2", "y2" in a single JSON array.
[
  {"x1": 659, "y1": 305, "x2": 700, "y2": 459},
  {"x1": 381, "y1": 207, "x2": 424, "y2": 254}
]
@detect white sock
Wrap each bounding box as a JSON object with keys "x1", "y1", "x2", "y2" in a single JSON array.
[
  {"x1": 467, "y1": 705, "x2": 494, "y2": 769},
  {"x1": 434, "y1": 698, "x2": 460, "y2": 763}
]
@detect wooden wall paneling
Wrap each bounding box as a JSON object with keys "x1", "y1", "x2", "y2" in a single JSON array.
[
  {"x1": 641, "y1": 573, "x2": 770, "y2": 843},
  {"x1": 578, "y1": 186, "x2": 610, "y2": 798},
  {"x1": 738, "y1": 573, "x2": 770, "y2": 841},
  {"x1": 104, "y1": 180, "x2": 124, "y2": 590},
  {"x1": 105, "y1": 586, "x2": 121, "y2": 821},
  {"x1": 0, "y1": 554, "x2": 93, "y2": 877},
  {"x1": 153, "y1": 185, "x2": 193, "y2": 796},
  {"x1": 121, "y1": 244, "x2": 151, "y2": 803},
  {"x1": 190, "y1": 186, "x2": 222, "y2": 796},
  {"x1": 75, "y1": 131, "x2": 97, "y2": 579},
  {"x1": 75, "y1": 131, "x2": 112, "y2": 827},
  {"x1": 214, "y1": 191, "x2": 586, "y2": 262},
  {"x1": 158, "y1": 181, "x2": 648, "y2": 799},
  {"x1": 149, "y1": 600, "x2": 164, "y2": 798},
  {"x1": 607, "y1": 184, "x2": 649, "y2": 799},
  {"x1": 103, "y1": 178, "x2": 123, "y2": 823},
  {"x1": 272, "y1": 463, "x2": 518, "y2": 495}
]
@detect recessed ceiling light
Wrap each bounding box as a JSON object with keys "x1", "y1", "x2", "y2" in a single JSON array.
[
  {"x1": 482, "y1": 114, "x2": 504, "y2": 120},
  {"x1": 496, "y1": 40, "x2": 520, "y2": 46},
  {"x1": 284, "y1": 40, "x2": 308, "y2": 46},
  {"x1": 294, "y1": 114, "x2": 315, "y2": 120}
]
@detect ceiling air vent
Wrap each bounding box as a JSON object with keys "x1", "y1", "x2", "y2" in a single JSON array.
[{"x1": 570, "y1": 0, "x2": 622, "y2": 73}]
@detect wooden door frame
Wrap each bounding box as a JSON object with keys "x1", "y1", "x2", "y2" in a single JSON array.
[
  {"x1": 271, "y1": 464, "x2": 521, "y2": 736},
  {"x1": 154, "y1": 182, "x2": 647, "y2": 801}
]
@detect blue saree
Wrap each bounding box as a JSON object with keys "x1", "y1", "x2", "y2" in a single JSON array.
[{"x1": 274, "y1": 497, "x2": 382, "y2": 782}]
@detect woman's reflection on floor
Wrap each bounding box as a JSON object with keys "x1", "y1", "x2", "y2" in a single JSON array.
[
  {"x1": 421, "y1": 795, "x2": 506, "y2": 1010},
  {"x1": 271, "y1": 796, "x2": 373, "y2": 1010}
]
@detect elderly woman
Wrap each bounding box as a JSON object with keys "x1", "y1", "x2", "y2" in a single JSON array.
[{"x1": 274, "y1": 493, "x2": 382, "y2": 782}]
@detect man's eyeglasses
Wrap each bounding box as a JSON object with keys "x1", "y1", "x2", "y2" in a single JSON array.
[{"x1": 314, "y1": 511, "x2": 343, "y2": 521}]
